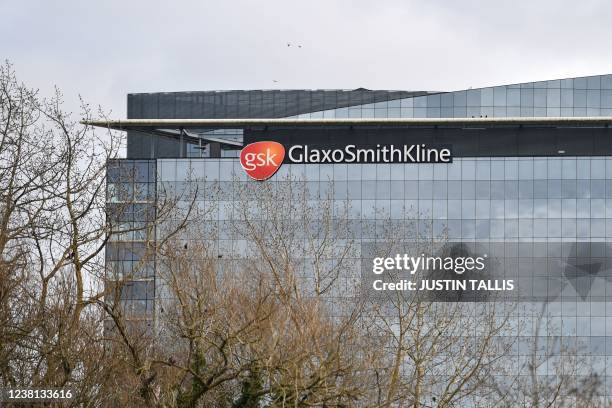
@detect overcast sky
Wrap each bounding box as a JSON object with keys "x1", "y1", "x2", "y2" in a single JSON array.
[{"x1": 2, "y1": 0, "x2": 612, "y2": 118}]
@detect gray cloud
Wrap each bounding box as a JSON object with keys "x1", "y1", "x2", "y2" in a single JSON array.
[{"x1": 2, "y1": 0, "x2": 612, "y2": 118}]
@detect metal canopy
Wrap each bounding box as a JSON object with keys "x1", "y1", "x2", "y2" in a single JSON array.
[{"x1": 82, "y1": 117, "x2": 612, "y2": 131}]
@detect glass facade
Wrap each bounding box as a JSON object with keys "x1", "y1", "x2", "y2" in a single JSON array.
[
  {"x1": 106, "y1": 160, "x2": 156, "y2": 316},
  {"x1": 292, "y1": 75, "x2": 612, "y2": 119},
  {"x1": 107, "y1": 75, "x2": 612, "y2": 399},
  {"x1": 143, "y1": 157, "x2": 612, "y2": 392}
]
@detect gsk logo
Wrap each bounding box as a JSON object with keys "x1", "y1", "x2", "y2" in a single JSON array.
[{"x1": 239, "y1": 141, "x2": 285, "y2": 181}]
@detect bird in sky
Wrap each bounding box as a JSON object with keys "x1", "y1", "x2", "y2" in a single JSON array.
[
  {"x1": 287, "y1": 43, "x2": 291, "y2": 47},
  {"x1": 272, "y1": 80, "x2": 279, "y2": 83}
]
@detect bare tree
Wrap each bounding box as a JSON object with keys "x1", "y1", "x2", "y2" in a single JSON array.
[
  {"x1": 0, "y1": 59, "x2": 123, "y2": 403},
  {"x1": 354, "y1": 218, "x2": 514, "y2": 408},
  {"x1": 0, "y1": 60, "x2": 186, "y2": 406},
  {"x1": 492, "y1": 303, "x2": 607, "y2": 408}
]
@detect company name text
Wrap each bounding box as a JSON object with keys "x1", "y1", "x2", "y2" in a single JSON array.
[{"x1": 287, "y1": 144, "x2": 451, "y2": 164}]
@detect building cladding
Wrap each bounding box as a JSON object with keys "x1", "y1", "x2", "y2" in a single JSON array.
[{"x1": 106, "y1": 74, "x2": 612, "y2": 396}]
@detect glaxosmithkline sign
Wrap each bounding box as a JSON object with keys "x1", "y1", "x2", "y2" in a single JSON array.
[{"x1": 240, "y1": 141, "x2": 452, "y2": 181}]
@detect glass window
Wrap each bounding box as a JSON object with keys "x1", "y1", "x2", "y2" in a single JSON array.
[
  {"x1": 592, "y1": 160, "x2": 605, "y2": 178},
  {"x1": 505, "y1": 181, "x2": 519, "y2": 199},
  {"x1": 333, "y1": 164, "x2": 348, "y2": 181},
  {"x1": 427, "y1": 94, "x2": 441, "y2": 108},
  {"x1": 476, "y1": 181, "x2": 490, "y2": 199},
  {"x1": 505, "y1": 219, "x2": 518, "y2": 238},
  {"x1": 548, "y1": 219, "x2": 561, "y2": 237},
  {"x1": 548, "y1": 180, "x2": 561, "y2": 198},
  {"x1": 462, "y1": 200, "x2": 475, "y2": 218},
  {"x1": 534, "y1": 199, "x2": 547, "y2": 217},
  {"x1": 507, "y1": 89, "x2": 520, "y2": 106},
  {"x1": 562, "y1": 219, "x2": 576, "y2": 237},
  {"x1": 389, "y1": 200, "x2": 403, "y2": 219},
  {"x1": 519, "y1": 180, "x2": 534, "y2": 198},
  {"x1": 577, "y1": 219, "x2": 590, "y2": 237},
  {"x1": 592, "y1": 219, "x2": 605, "y2": 236},
  {"x1": 362, "y1": 181, "x2": 377, "y2": 199},
  {"x1": 562, "y1": 199, "x2": 577, "y2": 218},
  {"x1": 505, "y1": 200, "x2": 518, "y2": 218},
  {"x1": 159, "y1": 160, "x2": 176, "y2": 181},
  {"x1": 491, "y1": 200, "x2": 504, "y2": 219},
  {"x1": 534, "y1": 89, "x2": 547, "y2": 107},
  {"x1": 493, "y1": 107, "x2": 506, "y2": 117},
  {"x1": 574, "y1": 89, "x2": 587, "y2": 107},
  {"x1": 534, "y1": 219, "x2": 547, "y2": 237},
  {"x1": 448, "y1": 182, "x2": 461, "y2": 199},
  {"x1": 533, "y1": 160, "x2": 547, "y2": 179},
  {"x1": 348, "y1": 181, "x2": 361, "y2": 199},
  {"x1": 592, "y1": 199, "x2": 605, "y2": 217},
  {"x1": 405, "y1": 181, "x2": 418, "y2": 199},
  {"x1": 433, "y1": 164, "x2": 447, "y2": 180},
  {"x1": 419, "y1": 164, "x2": 434, "y2": 180},
  {"x1": 418, "y1": 181, "x2": 433, "y2": 198},
  {"x1": 134, "y1": 183, "x2": 150, "y2": 201},
  {"x1": 561, "y1": 89, "x2": 574, "y2": 107},
  {"x1": 561, "y1": 78, "x2": 574, "y2": 89},
  {"x1": 547, "y1": 88, "x2": 561, "y2": 108},
  {"x1": 476, "y1": 161, "x2": 490, "y2": 180},
  {"x1": 448, "y1": 199, "x2": 462, "y2": 218},
  {"x1": 518, "y1": 219, "x2": 533, "y2": 238},
  {"x1": 433, "y1": 181, "x2": 447, "y2": 199},
  {"x1": 453, "y1": 107, "x2": 467, "y2": 117},
  {"x1": 481, "y1": 88, "x2": 494, "y2": 106},
  {"x1": 520, "y1": 88, "x2": 534, "y2": 107},
  {"x1": 433, "y1": 200, "x2": 446, "y2": 219},
  {"x1": 490, "y1": 161, "x2": 504, "y2": 180},
  {"x1": 490, "y1": 220, "x2": 504, "y2": 238},
  {"x1": 475, "y1": 220, "x2": 489, "y2": 238},
  {"x1": 376, "y1": 181, "x2": 391, "y2": 199},
  {"x1": 404, "y1": 164, "x2": 418, "y2": 180},
  {"x1": 573, "y1": 77, "x2": 587, "y2": 89},
  {"x1": 490, "y1": 181, "x2": 504, "y2": 199},
  {"x1": 461, "y1": 181, "x2": 475, "y2": 199},
  {"x1": 505, "y1": 161, "x2": 518, "y2": 180},
  {"x1": 548, "y1": 199, "x2": 561, "y2": 218},
  {"x1": 493, "y1": 87, "x2": 507, "y2": 106},
  {"x1": 518, "y1": 160, "x2": 533, "y2": 179},
  {"x1": 414, "y1": 96, "x2": 427, "y2": 108},
  {"x1": 447, "y1": 161, "x2": 461, "y2": 180},
  {"x1": 440, "y1": 93, "x2": 453, "y2": 107},
  {"x1": 461, "y1": 160, "x2": 476, "y2": 179},
  {"x1": 548, "y1": 159, "x2": 562, "y2": 178},
  {"x1": 576, "y1": 159, "x2": 590, "y2": 179},
  {"x1": 602, "y1": 74, "x2": 612, "y2": 89},
  {"x1": 453, "y1": 91, "x2": 467, "y2": 107},
  {"x1": 533, "y1": 180, "x2": 547, "y2": 198},
  {"x1": 587, "y1": 75, "x2": 601, "y2": 90},
  {"x1": 587, "y1": 90, "x2": 601, "y2": 108},
  {"x1": 467, "y1": 89, "x2": 481, "y2": 107},
  {"x1": 561, "y1": 180, "x2": 576, "y2": 198},
  {"x1": 333, "y1": 182, "x2": 348, "y2": 200},
  {"x1": 519, "y1": 199, "x2": 533, "y2": 218},
  {"x1": 418, "y1": 200, "x2": 432, "y2": 216},
  {"x1": 476, "y1": 200, "x2": 490, "y2": 219},
  {"x1": 462, "y1": 220, "x2": 475, "y2": 238},
  {"x1": 603, "y1": 90, "x2": 612, "y2": 109},
  {"x1": 576, "y1": 180, "x2": 590, "y2": 199},
  {"x1": 447, "y1": 220, "x2": 461, "y2": 239},
  {"x1": 390, "y1": 164, "x2": 403, "y2": 180}
]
